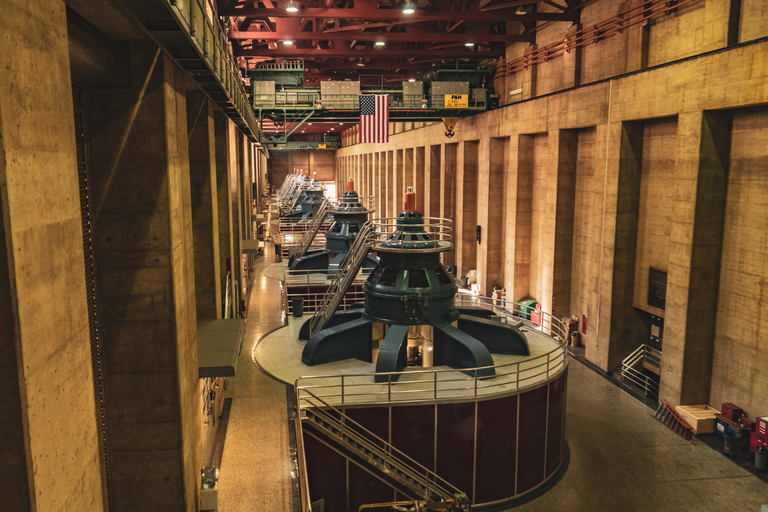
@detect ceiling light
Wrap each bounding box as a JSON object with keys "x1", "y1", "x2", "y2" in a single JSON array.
[
  {"x1": 465, "y1": 42, "x2": 475, "y2": 47},
  {"x1": 330, "y1": 128, "x2": 335, "y2": 130},
  {"x1": 516, "y1": 7, "x2": 525, "y2": 15},
  {"x1": 408, "y1": 78, "x2": 416, "y2": 82},
  {"x1": 375, "y1": 41, "x2": 386, "y2": 46},
  {"x1": 402, "y1": 1, "x2": 415, "y2": 14},
  {"x1": 283, "y1": 39, "x2": 293, "y2": 45},
  {"x1": 308, "y1": 122, "x2": 312, "y2": 125},
  {"x1": 286, "y1": 1, "x2": 298, "y2": 13}
]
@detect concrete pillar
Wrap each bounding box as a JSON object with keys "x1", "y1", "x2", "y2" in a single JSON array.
[
  {"x1": 427, "y1": 145, "x2": 441, "y2": 219},
  {"x1": 405, "y1": 148, "x2": 415, "y2": 195},
  {"x1": 0, "y1": 0, "x2": 104, "y2": 509},
  {"x1": 386, "y1": 150, "x2": 394, "y2": 218},
  {"x1": 231, "y1": 132, "x2": 244, "y2": 316},
  {"x1": 512, "y1": 135, "x2": 534, "y2": 302},
  {"x1": 661, "y1": 111, "x2": 730, "y2": 405},
  {"x1": 552, "y1": 130, "x2": 578, "y2": 318},
  {"x1": 480, "y1": 138, "x2": 508, "y2": 296},
  {"x1": 188, "y1": 92, "x2": 221, "y2": 319},
  {"x1": 396, "y1": 149, "x2": 404, "y2": 214},
  {"x1": 87, "y1": 43, "x2": 201, "y2": 511},
  {"x1": 214, "y1": 111, "x2": 237, "y2": 320},
  {"x1": 415, "y1": 146, "x2": 425, "y2": 213},
  {"x1": 442, "y1": 143, "x2": 457, "y2": 268},
  {"x1": 604, "y1": 121, "x2": 646, "y2": 370},
  {"x1": 458, "y1": 141, "x2": 479, "y2": 277}
]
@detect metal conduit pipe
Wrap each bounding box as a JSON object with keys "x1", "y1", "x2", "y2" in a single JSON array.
[{"x1": 67, "y1": 22, "x2": 115, "y2": 87}]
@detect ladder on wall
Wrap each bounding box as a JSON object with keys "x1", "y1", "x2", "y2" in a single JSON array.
[{"x1": 307, "y1": 221, "x2": 374, "y2": 337}]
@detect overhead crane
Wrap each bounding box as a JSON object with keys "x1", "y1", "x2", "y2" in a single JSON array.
[{"x1": 249, "y1": 59, "x2": 500, "y2": 149}]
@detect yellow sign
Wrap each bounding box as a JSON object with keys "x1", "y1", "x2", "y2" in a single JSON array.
[{"x1": 445, "y1": 94, "x2": 468, "y2": 108}]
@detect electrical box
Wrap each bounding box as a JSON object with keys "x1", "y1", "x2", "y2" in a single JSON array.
[
  {"x1": 252, "y1": 80, "x2": 275, "y2": 107},
  {"x1": 403, "y1": 81, "x2": 424, "y2": 108}
]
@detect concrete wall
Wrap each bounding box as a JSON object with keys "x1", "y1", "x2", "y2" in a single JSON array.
[
  {"x1": 0, "y1": 0, "x2": 104, "y2": 509},
  {"x1": 336, "y1": 24, "x2": 768, "y2": 410},
  {"x1": 268, "y1": 150, "x2": 335, "y2": 186},
  {"x1": 710, "y1": 106, "x2": 768, "y2": 416}
]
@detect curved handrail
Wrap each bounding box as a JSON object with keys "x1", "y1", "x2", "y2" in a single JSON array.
[{"x1": 297, "y1": 295, "x2": 569, "y2": 408}]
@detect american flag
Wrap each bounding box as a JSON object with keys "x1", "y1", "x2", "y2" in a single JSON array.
[{"x1": 359, "y1": 94, "x2": 389, "y2": 143}]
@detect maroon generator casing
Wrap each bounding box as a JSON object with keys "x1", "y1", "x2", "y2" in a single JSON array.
[{"x1": 721, "y1": 402, "x2": 744, "y2": 422}]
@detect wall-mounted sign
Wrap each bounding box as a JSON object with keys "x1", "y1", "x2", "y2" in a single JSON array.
[{"x1": 445, "y1": 94, "x2": 468, "y2": 108}]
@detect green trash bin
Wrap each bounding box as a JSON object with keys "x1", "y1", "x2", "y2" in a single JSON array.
[{"x1": 518, "y1": 298, "x2": 537, "y2": 320}]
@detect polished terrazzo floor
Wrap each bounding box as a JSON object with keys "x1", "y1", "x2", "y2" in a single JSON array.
[{"x1": 218, "y1": 212, "x2": 768, "y2": 512}]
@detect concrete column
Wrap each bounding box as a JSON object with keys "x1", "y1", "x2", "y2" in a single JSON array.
[
  {"x1": 415, "y1": 146, "x2": 425, "y2": 213},
  {"x1": 87, "y1": 43, "x2": 201, "y2": 511},
  {"x1": 405, "y1": 147, "x2": 415, "y2": 193},
  {"x1": 604, "y1": 121, "x2": 646, "y2": 370},
  {"x1": 214, "y1": 111, "x2": 237, "y2": 320},
  {"x1": 231, "y1": 132, "x2": 244, "y2": 316},
  {"x1": 427, "y1": 145, "x2": 441, "y2": 219},
  {"x1": 386, "y1": 150, "x2": 394, "y2": 218},
  {"x1": 188, "y1": 92, "x2": 221, "y2": 319},
  {"x1": 476, "y1": 138, "x2": 493, "y2": 296},
  {"x1": 660, "y1": 111, "x2": 730, "y2": 405},
  {"x1": 504, "y1": 136, "x2": 520, "y2": 296},
  {"x1": 0, "y1": 0, "x2": 104, "y2": 509},
  {"x1": 396, "y1": 149, "x2": 404, "y2": 214},
  {"x1": 481, "y1": 138, "x2": 508, "y2": 296},
  {"x1": 552, "y1": 130, "x2": 578, "y2": 318},
  {"x1": 458, "y1": 141, "x2": 479, "y2": 277},
  {"x1": 442, "y1": 143, "x2": 457, "y2": 268},
  {"x1": 522, "y1": 44, "x2": 538, "y2": 99},
  {"x1": 512, "y1": 135, "x2": 534, "y2": 302},
  {"x1": 562, "y1": 24, "x2": 582, "y2": 88}
]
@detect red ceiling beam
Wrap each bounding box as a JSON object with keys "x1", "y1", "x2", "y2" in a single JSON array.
[
  {"x1": 234, "y1": 46, "x2": 505, "y2": 58},
  {"x1": 230, "y1": 27, "x2": 534, "y2": 43},
  {"x1": 218, "y1": 6, "x2": 579, "y2": 22}
]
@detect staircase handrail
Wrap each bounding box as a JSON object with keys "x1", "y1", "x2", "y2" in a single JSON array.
[
  {"x1": 308, "y1": 221, "x2": 375, "y2": 336},
  {"x1": 296, "y1": 199, "x2": 332, "y2": 257},
  {"x1": 286, "y1": 180, "x2": 309, "y2": 212},
  {"x1": 300, "y1": 389, "x2": 462, "y2": 500}
]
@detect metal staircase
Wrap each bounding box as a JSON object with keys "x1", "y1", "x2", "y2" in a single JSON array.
[
  {"x1": 300, "y1": 392, "x2": 460, "y2": 502},
  {"x1": 295, "y1": 198, "x2": 332, "y2": 258},
  {"x1": 285, "y1": 180, "x2": 308, "y2": 212},
  {"x1": 307, "y1": 221, "x2": 374, "y2": 337}
]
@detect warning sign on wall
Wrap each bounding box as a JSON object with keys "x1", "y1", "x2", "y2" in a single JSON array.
[{"x1": 445, "y1": 94, "x2": 469, "y2": 108}]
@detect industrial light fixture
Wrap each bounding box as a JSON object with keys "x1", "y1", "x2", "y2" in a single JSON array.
[
  {"x1": 402, "y1": 1, "x2": 415, "y2": 14},
  {"x1": 283, "y1": 39, "x2": 294, "y2": 45},
  {"x1": 465, "y1": 42, "x2": 475, "y2": 47},
  {"x1": 515, "y1": 6, "x2": 525, "y2": 15},
  {"x1": 375, "y1": 41, "x2": 386, "y2": 46},
  {"x1": 408, "y1": 78, "x2": 416, "y2": 82},
  {"x1": 286, "y1": 1, "x2": 298, "y2": 13}
]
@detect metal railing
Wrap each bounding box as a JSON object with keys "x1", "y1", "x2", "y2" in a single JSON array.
[
  {"x1": 300, "y1": 390, "x2": 462, "y2": 501},
  {"x1": 369, "y1": 217, "x2": 452, "y2": 252},
  {"x1": 307, "y1": 222, "x2": 375, "y2": 336},
  {"x1": 162, "y1": 0, "x2": 261, "y2": 142},
  {"x1": 253, "y1": 92, "x2": 489, "y2": 111},
  {"x1": 296, "y1": 199, "x2": 332, "y2": 258},
  {"x1": 620, "y1": 344, "x2": 661, "y2": 398},
  {"x1": 296, "y1": 296, "x2": 569, "y2": 407}
]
